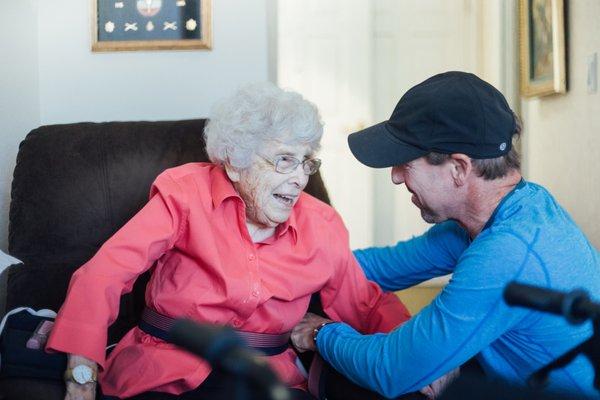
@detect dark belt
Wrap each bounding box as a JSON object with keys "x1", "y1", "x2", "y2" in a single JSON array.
[{"x1": 139, "y1": 307, "x2": 291, "y2": 356}]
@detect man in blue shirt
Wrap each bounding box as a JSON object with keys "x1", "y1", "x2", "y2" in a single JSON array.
[{"x1": 291, "y1": 71, "x2": 600, "y2": 398}]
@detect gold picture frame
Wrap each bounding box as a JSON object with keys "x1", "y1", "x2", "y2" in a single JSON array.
[
  {"x1": 519, "y1": 0, "x2": 567, "y2": 97},
  {"x1": 92, "y1": 0, "x2": 212, "y2": 52}
]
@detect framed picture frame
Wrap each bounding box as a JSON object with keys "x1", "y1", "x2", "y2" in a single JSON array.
[
  {"x1": 92, "y1": 0, "x2": 212, "y2": 52},
  {"x1": 519, "y1": 0, "x2": 567, "y2": 97}
]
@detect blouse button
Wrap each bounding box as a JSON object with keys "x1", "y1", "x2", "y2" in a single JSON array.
[
  {"x1": 248, "y1": 254, "x2": 256, "y2": 261},
  {"x1": 252, "y1": 290, "x2": 259, "y2": 297},
  {"x1": 232, "y1": 318, "x2": 242, "y2": 328}
]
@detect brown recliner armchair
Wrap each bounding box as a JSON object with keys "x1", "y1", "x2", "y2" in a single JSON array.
[
  {"x1": 0, "y1": 120, "x2": 424, "y2": 400},
  {"x1": 0, "y1": 119, "x2": 331, "y2": 399}
]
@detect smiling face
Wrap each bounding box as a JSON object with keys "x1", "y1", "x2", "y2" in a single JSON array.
[
  {"x1": 391, "y1": 157, "x2": 456, "y2": 224},
  {"x1": 227, "y1": 140, "x2": 313, "y2": 229}
]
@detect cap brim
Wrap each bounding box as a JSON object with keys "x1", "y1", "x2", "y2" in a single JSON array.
[{"x1": 347, "y1": 122, "x2": 427, "y2": 168}]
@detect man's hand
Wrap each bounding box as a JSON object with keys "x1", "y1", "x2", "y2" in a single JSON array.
[{"x1": 291, "y1": 312, "x2": 333, "y2": 353}]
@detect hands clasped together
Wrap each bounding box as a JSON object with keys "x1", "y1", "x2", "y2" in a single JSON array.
[
  {"x1": 291, "y1": 312, "x2": 459, "y2": 399},
  {"x1": 290, "y1": 312, "x2": 333, "y2": 353}
]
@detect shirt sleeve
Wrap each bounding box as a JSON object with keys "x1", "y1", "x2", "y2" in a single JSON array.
[
  {"x1": 46, "y1": 172, "x2": 189, "y2": 369},
  {"x1": 317, "y1": 231, "x2": 536, "y2": 398},
  {"x1": 319, "y1": 212, "x2": 411, "y2": 334},
  {"x1": 353, "y1": 221, "x2": 470, "y2": 291}
]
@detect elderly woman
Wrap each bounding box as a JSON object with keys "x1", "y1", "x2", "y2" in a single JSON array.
[{"x1": 47, "y1": 83, "x2": 410, "y2": 400}]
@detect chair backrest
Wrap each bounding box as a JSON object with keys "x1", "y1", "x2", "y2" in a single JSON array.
[{"x1": 8, "y1": 119, "x2": 330, "y2": 341}]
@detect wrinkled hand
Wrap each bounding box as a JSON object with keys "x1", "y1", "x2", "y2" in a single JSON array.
[
  {"x1": 419, "y1": 367, "x2": 460, "y2": 399},
  {"x1": 64, "y1": 381, "x2": 96, "y2": 400},
  {"x1": 291, "y1": 312, "x2": 333, "y2": 353},
  {"x1": 64, "y1": 354, "x2": 98, "y2": 400}
]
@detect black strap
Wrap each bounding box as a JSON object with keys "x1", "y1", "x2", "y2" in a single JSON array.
[{"x1": 138, "y1": 320, "x2": 289, "y2": 356}]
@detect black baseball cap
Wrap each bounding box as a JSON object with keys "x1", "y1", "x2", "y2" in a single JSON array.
[{"x1": 348, "y1": 71, "x2": 516, "y2": 168}]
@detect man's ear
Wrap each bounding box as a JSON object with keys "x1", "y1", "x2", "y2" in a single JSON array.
[
  {"x1": 449, "y1": 153, "x2": 472, "y2": 186},
  {"x1": 224, "y1": 163, "x2": 241, "y2": 183}
]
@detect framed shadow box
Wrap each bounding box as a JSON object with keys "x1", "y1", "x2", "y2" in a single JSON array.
[{"x1": 92, "y1": 0, "x2": 212, "y2": 52}]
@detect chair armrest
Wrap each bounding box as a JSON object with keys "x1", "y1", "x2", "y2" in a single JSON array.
[
  {"x1": 4, "y1": 262, "x2": 151, "y2": 344},
  {"x1": 5, "y1": 262, "x2": 76, "y2": 315},
  {"x1": 0, "y1": 263, "x2": 23, "y2": 318}
]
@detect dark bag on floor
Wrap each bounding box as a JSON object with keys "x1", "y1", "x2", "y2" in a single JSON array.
[{"x1": 0, "y1": 308, "x2": 66, "y2": 380}]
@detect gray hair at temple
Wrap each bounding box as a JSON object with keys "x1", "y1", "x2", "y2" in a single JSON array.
[
  {"x1": 204, "y1": 82, "x2": 323, "y2": 170},
  {"x1": 426, "y1": 113, "x2": 522, "y2": 180}
]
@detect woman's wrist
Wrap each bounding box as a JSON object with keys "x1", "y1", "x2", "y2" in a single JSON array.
[{"x1": 67, "y1": 354, "x2": 98, "y2": 370}]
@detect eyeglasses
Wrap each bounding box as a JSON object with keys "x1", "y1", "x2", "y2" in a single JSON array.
[{"x1": 259, "y1": 154, "x2": 322, "y2": 175}]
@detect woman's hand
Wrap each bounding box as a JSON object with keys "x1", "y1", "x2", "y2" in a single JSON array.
[
  {"x1": 291, "y1": 312, "x2": 333, "y2": 353},
  {"x1": 64, "y1": 354, "x2": 98, "y2": 400},
  {"x1": 64, "y1": 381, "x2": 96, "y2": 400}
]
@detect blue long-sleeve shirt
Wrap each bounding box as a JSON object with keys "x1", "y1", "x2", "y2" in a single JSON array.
[{"x1": 316, "y1": 180, "x2": 600, "y2": 398}]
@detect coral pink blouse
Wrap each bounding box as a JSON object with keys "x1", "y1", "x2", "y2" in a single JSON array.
[{"x1": 47, "y1": 163, "x2": 410, "y2": 398}]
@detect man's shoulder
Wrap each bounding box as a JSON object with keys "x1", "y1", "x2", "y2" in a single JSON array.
[
  {"x1": 490, "y1": 181, "x2": 567, "y2": 239},
  {"x1": 465, "y1": 221, "x2": 598, "y2": 289},
  {"x1": 469, "y1": 228, "x2": 530, "y2": 257},
  {"x1": 494, "y1": 180, "x2": 590, "y2": 249},
  {"x1": 503, "y1": 180, "x2": 557, "y2": 216}
]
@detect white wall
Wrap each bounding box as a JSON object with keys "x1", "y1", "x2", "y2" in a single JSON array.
[
  {"x1": 0, "y1": 0, "x2": 272, "y2": 252},
  {"x1": 277, "y1": 0, "x2": 375, "y2": 249},
  {"x1": 0, "y1": 0, "x2": 40, "y2": 252},
  {"x1": 521, "y1": 0, "x2": 600, "y2": 248},
  {"x1": 38, "y1": 0, "x2": 270, "y2": 124},
  {"x1": 372, "y1": 0, "x2": 482, "y2": 245}
]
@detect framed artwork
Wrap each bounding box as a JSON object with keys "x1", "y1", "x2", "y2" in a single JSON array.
[
  {"x1": 519, "y1": 0, "x2": 567, "y2": 97},
  {"x1": 92, "y1": 0, "x2": 212, "y2": 52}
]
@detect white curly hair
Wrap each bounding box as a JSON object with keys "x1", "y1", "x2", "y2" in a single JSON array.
[{"x1": 204, "y1": 82, "x2": 323, "y2": 170}]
